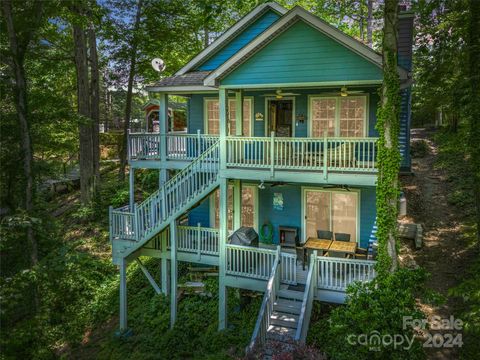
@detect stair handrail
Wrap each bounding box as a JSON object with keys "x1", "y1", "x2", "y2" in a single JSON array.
[
  {"x1": 295, "y1": 250, "x2": 317, "y2": 344},
  {"x1": 136, "y1": 140, "x2": 219, "y2": 239},
  {"x1": 113, "y1": 140, "x2": 219, "y2": 242},
  {"x1": 246, "y1": 245, "x2": 281, "y2": 354}
]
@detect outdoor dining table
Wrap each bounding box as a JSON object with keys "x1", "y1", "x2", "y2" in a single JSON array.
[
  {"x1": 303, "y1": 237, "x2": 332, "y2": 270},
  {"x1": 302, "y1": 237, "x2": 358, "y2": 269},
  {"x1": 327, "y1": 240, "x2": 357, "y2": 257}
]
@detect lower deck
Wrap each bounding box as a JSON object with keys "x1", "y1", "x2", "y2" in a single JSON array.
[{"x1": 139, "y1": 226, "x2": 376, "y2": 304}]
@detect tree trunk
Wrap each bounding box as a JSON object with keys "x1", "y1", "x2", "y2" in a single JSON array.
[
  {"x1": 118, "y1": 0, "x2": 143, "y2": 181},
  {"x1": 367, "y1": 0, "x2": 373, "y2": 46},
  {"x1": 376, "y1": 0, "x2": 400, "y2": 274},
  {"x1": 468, "y1": 0, "x2": 480, "y2": 243},
  {"x1": 88, "y1": 21, "x2": 101, "y2": 188},
  {"x1": 2, "y1": 0, "x2": 40, "y2": 267},
  {"x1": 73, "y1": 21, "x2": 94, "y2": 203}
]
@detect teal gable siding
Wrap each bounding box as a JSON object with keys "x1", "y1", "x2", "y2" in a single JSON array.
[
  {"x1": 196, "y1": 10, "x2": 281, "y2": 71},
  {"x1": 221, "y1": 21, "x2": 383, "y2": 86}
]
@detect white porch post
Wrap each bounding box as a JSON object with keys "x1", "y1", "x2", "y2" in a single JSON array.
[
  {"x1": 119, "y1": 257, "x2": 128, "y2": 331},
  {"x1": 218, "y1": 86, "x2": 228, "y2": 330},
  {"x1": 218, "y1": 177, "x2": 228, "y2": 330},
  {"x1": 159, "y1": 93, "x2": 168, "y2": 186},
  {"x1": 129, "y1": 167, "x2": 135, "y2": 211},
  {"x1": 235, "y1": 89, "x2": 243, "y2": 136},
  {"x1": 170, "y1": 220, "x2": 177, "y2": 328},
  {"x1": 233, "y1": 179, "x2": 241, "y2": 230},
  {"x1": 161, "y1": 230, "x2": 170, "y2": 295},
  {"x1": 219, "y1": 88, "x2": 227, "y2": 171}
]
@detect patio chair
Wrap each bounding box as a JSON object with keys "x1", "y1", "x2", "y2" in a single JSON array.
[
  {"x1": 355, "y1": 247, "x2": 368, "y2": 259},
  {"x1": 334, "y1": 232, "x2": 351, "y2": 242},
  {"x1": 317, "y1": 229, "x2": 333, "y2": 240}
]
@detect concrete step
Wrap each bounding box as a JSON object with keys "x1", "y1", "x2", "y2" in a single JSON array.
[
  {"x1": 278, "y1": 289, "x2": 304, "y2": 301},
  {"x1": 273, "y1": 298, "x2": 302, "y2": 315},
  {"x1": 270, "y1": 311, "x2": 299, "y2": 328},
  {"x1": 266, "y1": 325, "x2": 296, "y2": 341}
]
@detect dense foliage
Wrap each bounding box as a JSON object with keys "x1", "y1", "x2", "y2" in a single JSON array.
[{"x1": 309, "y1": 269, "x2": 431, "y2": 360}]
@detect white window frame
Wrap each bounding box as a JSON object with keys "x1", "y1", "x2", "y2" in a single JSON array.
[
  {"x1": 300, "y1": 187, "x2": 361, "y2": 244},
  {"x1": 203, "y1": 97, "x2": 254, "y2": 136},
  {"x1": 209, "y1": 183, "x2": 258, "y2": 231},
  {"x1": 308, "y1": 95, "x2": 369, "y2": 138}
]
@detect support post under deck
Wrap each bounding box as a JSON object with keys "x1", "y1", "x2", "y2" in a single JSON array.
[
  {"x1": 161, "y1": 230, "x2": 169, "y2": 295},
  {"x1": 218, "y1": 177, "x2": 228, "y2": 330},
  {"x1": 119, "y1": 258, "x2": 128, "y2": 331},
  {"x1": 170, "y1": 220, "x2": 177, "y2": 328}
]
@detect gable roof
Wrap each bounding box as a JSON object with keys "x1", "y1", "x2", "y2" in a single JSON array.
[
  {"x1": 204, "y1": 6, "x2": 409, "y2": 86},
  {"x1": 175, "y1": 2, "x2": 287, "y2": 76}
]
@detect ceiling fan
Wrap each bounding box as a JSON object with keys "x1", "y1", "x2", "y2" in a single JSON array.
[
  {"x1": 261, "y1": 89, "x2": 300, "y2": 99},
  {"x1": 321, "y1": 86, "x2": 365, "y2": 97},
  {"x1": 322, "y1": 184, "x2": 351, "y2": 191}
]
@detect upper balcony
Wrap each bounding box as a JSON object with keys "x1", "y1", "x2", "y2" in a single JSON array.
[{"x1": 128, "y1": 132, "x2": 378, "y2": 184}]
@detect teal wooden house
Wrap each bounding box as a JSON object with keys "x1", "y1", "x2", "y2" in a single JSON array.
[{"x1": 109, "y1": 3, "x2": 414, "y2": 348}]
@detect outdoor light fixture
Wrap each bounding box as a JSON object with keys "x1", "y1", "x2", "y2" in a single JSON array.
[
  {"x1": 258, "y1": 181, "x2": 265, "y2": 190},
  {"x1": 340, "y1": 86, "x2": 348, "y2": 97}
]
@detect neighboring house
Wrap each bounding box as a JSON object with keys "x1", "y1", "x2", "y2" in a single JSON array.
[
  {"x1": 142, "y1": 99, "x2": 187, "y2": 133},
  {"x1": 110, "y1": 3, "x2": 413, "y2": 349}
]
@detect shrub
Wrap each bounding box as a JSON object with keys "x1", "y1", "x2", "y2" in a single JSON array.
[{"x1": 309, "y1": 268, "x2": 430, "y2": 360}]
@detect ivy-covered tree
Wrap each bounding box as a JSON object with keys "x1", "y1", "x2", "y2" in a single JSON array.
[{"x1": 375, "y1": 0, "x2": 401, "y2": 274}]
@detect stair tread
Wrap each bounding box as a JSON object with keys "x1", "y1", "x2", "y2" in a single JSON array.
[
  {"x1": 273, "y1": 299, "x2": 302, "y2": 315},
  {"x1": 266, "y1": 325, "x2": 296, "y2": 340},
  {"x1": 278, "y1": 289, "x2": 304, "y2": 300},
  {"x1": 270, "y1": 311, "x2": 299, "y2": 328}
]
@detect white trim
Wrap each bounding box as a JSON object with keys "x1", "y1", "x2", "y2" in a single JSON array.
[
  {"x1": 264, "y1": 96, "x2": 296, "y2": 137},
  {"x1": 203, "y1": 96, "x2": 254, "y2": 136},
  {"x1": 308, "y1": 95, "x2": 369, "y2": 137},
  {"x1": 204, "y1": 6, "x2": 409, "y2": 86},
  {"x1": 209, "y1": 183, "x2": 259, "y2": 231},
  {"x1": 300, "y1": 187, "x2": 361, "y2": 244},
  {"x1": 175, "y1": 3, "x2": 287, "y2": 76},
  {"x1": 145, "y1": 85, "x2": 218, "y2": 93},
  {"x1": 219, "y1": 80, "x2": 383, "y2": 90}
]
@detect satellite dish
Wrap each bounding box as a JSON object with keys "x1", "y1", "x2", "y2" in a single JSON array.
[{"x1": 151, "y1": 58, "x2": 166, "y2": 73}]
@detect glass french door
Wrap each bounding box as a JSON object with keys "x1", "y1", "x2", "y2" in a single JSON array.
[{"x1": 303, "y1": 189, "x2": 358, "y2": 242}]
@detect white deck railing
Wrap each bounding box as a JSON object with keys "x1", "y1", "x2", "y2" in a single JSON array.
[
  {"x1": 226, "y1": 244, "x2": 278, "y2": 280},
  {"x1": 110, "y1": 142, "x2": 219, "y2": 242},
  {"x1": 316, "y1": 256, "x2": 376, "y2": 291},
  {"x1": 177, "y1": 225, "x2": 219, "y2": 256},
  {"x1": 226, "y1": 135, "x2": 377, "y2": 174},
  {"x1": 280, "y1": 251, "x2": 297, "y2": 285},
  {"x1": 295, "y1": 251, "x2": 317, "y2": 344},
  {"x1": 246, "y1": 247, "x2": 280, "y2": 354},
  {"x1": 128, "y1": 132, "x2": 218, "y2": 161}
]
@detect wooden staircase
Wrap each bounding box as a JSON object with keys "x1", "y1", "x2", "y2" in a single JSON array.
[
  {"x1": 267, "y1": 289, "x2": 304, "y2": 342},
  {"x1": 109, "y1": 141, "x2": 220, "y2": 264},
  {"x1": 246, "y1": 252, "x2": 318, "y2": 357}
]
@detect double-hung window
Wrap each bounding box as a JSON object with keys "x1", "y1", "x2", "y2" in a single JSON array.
[
  {"x1": 204, "y1": 98, "x2": 252, "y2": 136},
  {"x1": 310, "y1": 96, "x2": 367, "y2": 137}
]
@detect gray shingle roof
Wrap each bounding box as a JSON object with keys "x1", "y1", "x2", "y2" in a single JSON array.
[{"x1": 151, "y1": 71, "x2": 211, "y2": 87}]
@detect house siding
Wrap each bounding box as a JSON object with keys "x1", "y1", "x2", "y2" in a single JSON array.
[
  {"x1": 220, "y1": 21, "x2": 383, "y2": 86},
  {"x1": 187, "y1": 88, "x2": 380, "y2": 138},
  {"x1": 188, "y1": 184, "x2": 376, "y2": 249},
  {"x1": 196, "y1": 10, "x2": 281, "y2": 71}
]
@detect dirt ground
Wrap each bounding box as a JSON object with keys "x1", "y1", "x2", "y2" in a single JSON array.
[{"x1": 399, "y1": 128, "x2": 475, "y2": 360}]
